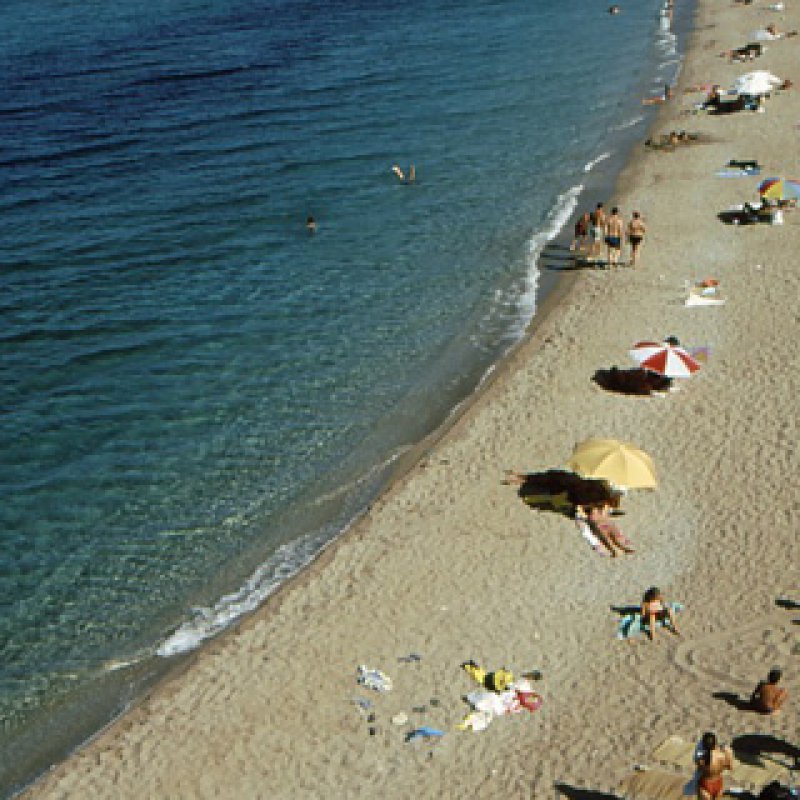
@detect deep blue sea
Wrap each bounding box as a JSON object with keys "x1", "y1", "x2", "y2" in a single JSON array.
[{"x1": 0, "y1": 0, "x2": 690, "y2": 792}]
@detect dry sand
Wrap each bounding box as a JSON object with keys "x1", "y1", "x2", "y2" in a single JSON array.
[{"x1": 23, "y1": 1, "x2": 799, "y2": 797}]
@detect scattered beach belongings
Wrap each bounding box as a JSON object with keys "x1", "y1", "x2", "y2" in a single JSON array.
[
  {"x1": 357, "y1": 664, "x2": 393, "y2": 692},
  {"x1": 505, "y1": 469, "x2": 620, "y2": 515},
  {"x1": 398, "y1": 652, "x2": 422, "y2": 663},
  {"x1": 685, "y1": 279, "x2": 725, "y2": 306},
  {"x1": 593, "y1": 367, "x2": 673, "y2": 396},
  {"x1": 567, "y1": 438, "x2": 657, "y2": 490},
  {"x1": 457, "y1": 661, "x2": 543, "y2": 732},
  {"x1": 405, "y1": 726, "x2": 444, "y2": 743},
  {"x1": 629, "y1": 337, "x2": 701, "y2": 379},
  {"x1": 391, "y1": 712, "x2": 409, "y2": 726}
]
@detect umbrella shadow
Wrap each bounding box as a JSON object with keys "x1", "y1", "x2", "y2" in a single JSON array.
[
  {"x1": 505, "y1": 469, "x2": 619, "y2": 519},
  {"x1": 554, "y1": 783, "x2": 620, "y2": 800},
  {"x1": 593, "y1": 367, "x2": 673, "y2": 397}
]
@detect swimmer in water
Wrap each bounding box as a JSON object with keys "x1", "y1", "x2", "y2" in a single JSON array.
[
  {"x1": 392, "y1": 164, "x2": 416, "y2": 184},
  {"x1": 306, "y1": 215, "x2": 317, "y2": 233},
  {"x1": 609, "y1": 5, "x2": 621, "y2": 13}
]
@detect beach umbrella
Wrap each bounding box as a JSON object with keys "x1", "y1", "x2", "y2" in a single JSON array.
[
  {"x1": 757, "y1": 177, "x2": 800, "y2": 201},
  {"x1": 567, "y1": 438, "x2": 657, "y2": 490},
  {"x1": 734, "y1": 70, "x2": 782, "y2": 95},
  {"x1": 629, "y1": 340, "x2": 701, "y2": 379}
]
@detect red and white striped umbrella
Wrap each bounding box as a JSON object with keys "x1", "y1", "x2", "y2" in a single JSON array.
[{"x1": 629, "y1": 340, "x2": 701, "y2": 378}]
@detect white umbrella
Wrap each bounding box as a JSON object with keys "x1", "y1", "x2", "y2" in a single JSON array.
[{"x1": 734, "y1": 70, "x2": 782, "y2": 96}]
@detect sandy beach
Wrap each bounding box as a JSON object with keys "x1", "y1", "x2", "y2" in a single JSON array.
[{"x1": 22, "y1": 0, "x2": 799, "y2": 797}]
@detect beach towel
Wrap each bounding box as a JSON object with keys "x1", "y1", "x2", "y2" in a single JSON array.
[
  {"x1": 715, "y1": 168, "x2": 761, "y2": 177},
  {"x1": 575, "y1": 517, "x2": 610, "y2": 555},
  {"x1": 617, "y1": 602, "x2": 684, "y2": 639},
  {"x1": 356, "y1": 664, "x2": 393, "y2": 691}
]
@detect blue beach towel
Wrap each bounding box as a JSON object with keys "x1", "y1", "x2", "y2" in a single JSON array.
[
  {"x1": 715, "y1": 168, "x2": 761, "y2": 177},
  {"x1": 405, "y1": 726, "x2": 445, "y2": 743},
  {"x1": 617, "y1": 602, "x2": 684, "y2": 640}
]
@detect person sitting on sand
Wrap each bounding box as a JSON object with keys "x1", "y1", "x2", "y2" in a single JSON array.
[
  {"x1": 750, "y1": 668, "x2": 789, "y2": 714},
  {"x1": 583, "y1": 503, "x2": 634, "y2": 557},
  {"x1": 695, "y1": 732, "x2": 733, "y2": 800},
  {"x1": 641, "y1": 586, "x2": 680, "y2": 640}
]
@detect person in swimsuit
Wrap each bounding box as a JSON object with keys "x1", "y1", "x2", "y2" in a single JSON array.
[
  {"x1": 641, "y1": 586, "x2": 680, "y2": 641},
  {"x1": 695, "y1": 732, "x2": 733, "y2": 799},
  {"x1": 627, "y1": 211, "x2": 646, "y2": 266},
  {"x1": 590, "y1": 202, "x2": 607, "y2": 263},
  {"x1": 750, "y1": 668, "x2": 789, "y2": 714},
  {"x1": 571, "y1": 211, "x2": 592, "y2": 253},
  {"x1": 605, "y1": 206, "x2": 624, "y2": 266},
  {"x1": 587, "y1": 503, "x2": 634, "y2": 557}
]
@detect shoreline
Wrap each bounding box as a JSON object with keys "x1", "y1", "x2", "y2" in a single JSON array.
[
  {"x1": 20, "y1": 0, "x2": 800, "y2": 795},
  {"x1": 12, "y1": 3, "x2": 686, "y2": 796}
]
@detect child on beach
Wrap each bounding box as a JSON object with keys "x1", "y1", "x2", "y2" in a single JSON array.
[{"x1": 641, "y1": 586, "x2": 680, "y2": 641}]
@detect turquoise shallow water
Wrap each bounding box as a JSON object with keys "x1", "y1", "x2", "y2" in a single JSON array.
[{"x1": 0, "y1": 0, "x2": 690, "y2": 792}]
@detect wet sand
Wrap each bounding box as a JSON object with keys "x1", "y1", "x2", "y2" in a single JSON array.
[{"x1": 22, "y1": 0, "x2": 800, "y2": 797}]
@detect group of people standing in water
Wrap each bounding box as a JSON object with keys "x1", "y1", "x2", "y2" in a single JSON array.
[{"x1": 570, "y1": 202, "x2": 647, "y2": 267}]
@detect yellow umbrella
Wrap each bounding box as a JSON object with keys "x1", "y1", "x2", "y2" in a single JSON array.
[{"x1": 567, "y1": 438, "x2": 657, "y2": 489}]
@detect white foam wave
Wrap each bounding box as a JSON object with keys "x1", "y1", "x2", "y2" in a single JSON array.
[
  {"x1": 510, "y1": 183, "x2": 583, "y2": 337},
  {"x1": 155, "y1": 449, "x2": 408, "y2": 658},
  {"x1": 612, "y1": 115, "x2": 644, "y2": 131},
  {"x1": 583, "y1": 152, "x2": 611, "y2": 173},
  {"x1": 157, "y1": 533, "x2": 326, "y2": 657}
]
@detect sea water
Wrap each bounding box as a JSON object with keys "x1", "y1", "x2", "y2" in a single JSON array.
[{"x1": 0, "y1": 0, "x2": 690, "y2": 792}]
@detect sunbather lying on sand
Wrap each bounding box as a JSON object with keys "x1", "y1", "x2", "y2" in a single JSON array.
[
  {"x1": 576, "y1": 503, "x2": 634, "y2": 557},
  {"x1": 719, "y1": 42, "x2": 762, "y2": 61},
  {"x1": 641, "y1": 586, "x2": 681, "y2": 641}
]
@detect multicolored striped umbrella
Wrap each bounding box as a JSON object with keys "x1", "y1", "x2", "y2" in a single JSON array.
[
  {"x1": 629, "y1": 340, "x2": 701, "y2": 379},
  {"x1": 757, "y1": 177, "x2": 800, "y2": 200}
]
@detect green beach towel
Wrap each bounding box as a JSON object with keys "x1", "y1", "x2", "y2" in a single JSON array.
[{"x1": 617, "y1": 602, "x2": 683, "y2": 639}]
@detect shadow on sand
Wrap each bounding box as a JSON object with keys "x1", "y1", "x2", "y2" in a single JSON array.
[
  {"x1": 712, "y1": 690, "x2": 755, "y2": 712},
  {"x1": 554, "y1": 783, "x2": 620, "y2": 800}
]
